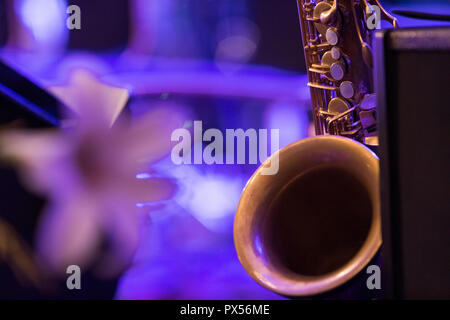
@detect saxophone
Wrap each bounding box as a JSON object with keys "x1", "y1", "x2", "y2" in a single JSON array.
[{"x1": 233, "y1": 0, "x2": 398, "y2": 297}]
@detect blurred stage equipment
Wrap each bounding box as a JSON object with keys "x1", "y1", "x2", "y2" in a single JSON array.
[
  {"x1": 234, "y1": 0, "x2": 397, "y2": 297},
  {"x1": 392, "y1": 10, "x2": 450, "y2": 22},
  {"x1": 0, "y1": 60, "x2": 62, "y2": 127},
  {"x1": 376, "y1": 27, "x2": 450, "y2": 299}
]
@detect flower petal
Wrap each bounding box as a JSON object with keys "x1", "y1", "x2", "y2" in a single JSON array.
[
  {"x1": 49, "y1": 69, "x2": 129, "y2": 129},
  {"x1": 115, "y1": 104, "x2": 187, "y2": 164},
  {"x1": 36, "y1": 192, "x2": 100, "y2": 275},
  {"x1": 0, "y1": 130, "x2": 80, "y2": 195}
]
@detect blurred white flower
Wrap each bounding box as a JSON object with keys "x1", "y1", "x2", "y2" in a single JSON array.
[{"x1": 0, "y1": 70, "x2": 184, "y2": 278}]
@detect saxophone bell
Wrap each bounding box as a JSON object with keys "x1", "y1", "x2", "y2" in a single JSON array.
[{"x1": 234, "y1": 136, "x2": 380, "y2": 297}]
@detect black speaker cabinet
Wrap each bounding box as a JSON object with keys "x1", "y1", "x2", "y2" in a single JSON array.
[{"x1": 375, "y1": 27, "x2": 450, "y2": 299}]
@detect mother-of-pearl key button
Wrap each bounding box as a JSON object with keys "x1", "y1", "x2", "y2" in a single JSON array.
[
  {"x1": 331, "y1": 47, "x2": 341, "y2": 60},
  {"x1": 326, "y1": 28, "x2": 339, "y2": 45},
  {"x1": 339, "y1": 81, "x2": 354, "y2": 99},
  {"x1": 330, "y1": 62, "x2": 344, "y2": 80}
]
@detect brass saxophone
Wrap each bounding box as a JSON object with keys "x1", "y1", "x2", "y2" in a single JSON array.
[{"x1": 234, "y1": 0, "x2": 398, "y2": 297}]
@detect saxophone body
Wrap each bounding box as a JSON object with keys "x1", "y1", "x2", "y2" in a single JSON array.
[
  {"x1": 233, "y1": 0, "x2": 397, "y2": 297},
  {"x1": 300, "y1": 0, "x2": 397, "y2": 144}
]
